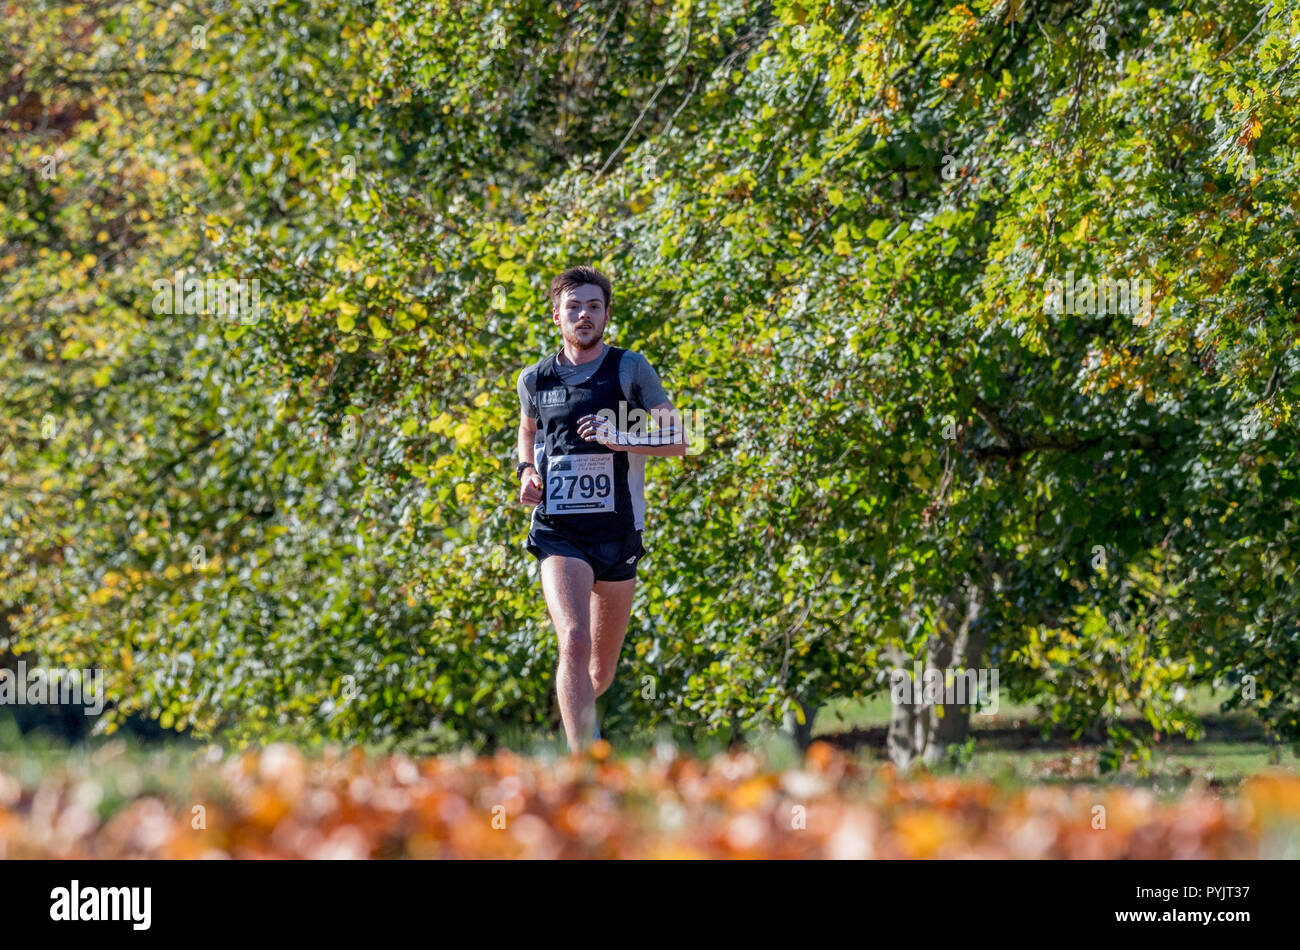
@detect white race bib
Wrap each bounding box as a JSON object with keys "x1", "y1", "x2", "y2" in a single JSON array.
[{"x1": 544, "y1": 453, "x2": 615, "y2": 514}]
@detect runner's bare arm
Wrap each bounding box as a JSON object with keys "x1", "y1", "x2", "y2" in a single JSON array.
[
  {"x1": 518, "y1": 409, "x2": 537, "y2": 466},
  {"x1": 518, "y1": 409, "x2": 543, "y2": 504},
  {"x1": 629, "y1": 400, "x2": 687, "y2": 456},
  {"x1": 576, "y1": 400, "x2": 687, "y2": 457}
]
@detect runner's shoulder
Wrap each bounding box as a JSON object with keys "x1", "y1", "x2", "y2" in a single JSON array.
[
  {"x1": 614, "y1": 347, "x2": 651, "y2": 369},
  {"x1": 517, "y1": 358, "x2": 546, "y2": 393},
  {"x1": 618, "y1": 349, "x2": 668, "y2": 386}
]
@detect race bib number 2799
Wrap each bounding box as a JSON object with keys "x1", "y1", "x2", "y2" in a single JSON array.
[{"x1": 545, "y1": 454, "x2": 615, "y2": 514}]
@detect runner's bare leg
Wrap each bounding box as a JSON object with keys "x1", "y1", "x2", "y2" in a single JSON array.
[
  {"x1": 590, "y1": 578, "x2": 635, "y2": 700},
  {"x1": 541, "y1": 555, "x2": 597, "y2": 752}
]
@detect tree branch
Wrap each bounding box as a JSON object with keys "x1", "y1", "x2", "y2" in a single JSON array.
[{"x1": 597, "y1": 1, "x2": 695, "y2": 177}]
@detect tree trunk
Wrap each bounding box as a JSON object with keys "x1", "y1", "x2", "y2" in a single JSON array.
[
  {"x1": 783, "y1": 698, "x2": 820, "y2": 750},
  {"x1": 888, "y1": 577, "x2": 988, "y2": 770},
  {"x1": 728, "y1": 711, "x2": 747, "y2": 750}
]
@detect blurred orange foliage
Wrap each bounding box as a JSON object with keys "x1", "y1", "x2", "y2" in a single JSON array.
[{"x1": 0, "y1": 740, "x2": 1296, "y2": 859}]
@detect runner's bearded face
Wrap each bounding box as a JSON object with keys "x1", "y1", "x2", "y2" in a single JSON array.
[{"x1": 554, "y1": 284, "x2": 608, "y2": 352}]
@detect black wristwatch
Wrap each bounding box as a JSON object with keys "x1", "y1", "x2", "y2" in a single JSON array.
[{"x1": 516, "y1": 461, "x2": 536, "y2": 477}]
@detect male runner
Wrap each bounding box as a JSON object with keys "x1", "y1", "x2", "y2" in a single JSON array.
[{"x1": 516, "y1": 265, "x2": 685, "y2": 753}]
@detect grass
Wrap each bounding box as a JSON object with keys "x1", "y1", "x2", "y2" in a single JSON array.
[
  {"x1": 478, "y1": 684, "x2": 1299, "y2": 796},
  {"x1": 0, "y1": 716, "x2": 217, "y2": 822},
  {"x1": 811, "y1": 683, "x2": 1232, "y2": 737},
  {"x1": 799, "y1": 684, "x2": 1299, "y2": 795},
  {"x1": 3, "y1": 683, "x2": 1295, "y2": 800}
]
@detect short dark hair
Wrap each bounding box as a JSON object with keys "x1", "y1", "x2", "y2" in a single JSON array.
[{"x1": 549, "y1": 265, "x2": 611, "y2": 312}]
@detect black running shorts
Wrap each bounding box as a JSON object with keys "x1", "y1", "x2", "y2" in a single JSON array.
[{"x1": 525, "y1": 521, "x2": 647, "y2": 582}]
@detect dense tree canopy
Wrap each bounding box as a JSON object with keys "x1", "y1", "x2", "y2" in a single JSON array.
[{"x1": 3, "y1": 0, "x2": 1298, "y2": 765}]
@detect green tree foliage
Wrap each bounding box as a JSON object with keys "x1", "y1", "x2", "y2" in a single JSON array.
[{"x1": 3, "y1": 0, "x2": 1298, "y2": 762}]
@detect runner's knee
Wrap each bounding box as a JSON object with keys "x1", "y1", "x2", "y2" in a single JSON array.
[
  {"x1": 557, "y1": 627, "x2": 592, "y2": 659},
  {"x1": 590, "y1": 664, "x2": 616, "y2": 696}
]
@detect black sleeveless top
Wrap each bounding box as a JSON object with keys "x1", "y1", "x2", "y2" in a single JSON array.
[{"x1": 532, "y1": 345, "x2": 636, "y2": 541}]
